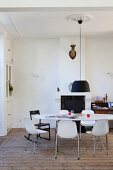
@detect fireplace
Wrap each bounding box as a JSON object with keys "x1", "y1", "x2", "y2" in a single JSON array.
[
  {"x1": 56, "y1": 92, "x2": 91, "y2": 111},
  {"x1": 61, "y1": 96, "x2": 85, "y2": 113}
]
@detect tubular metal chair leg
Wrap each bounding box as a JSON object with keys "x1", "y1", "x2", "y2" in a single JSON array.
[
  {"x1": 99, "y1": 136, "x2": 108, "y2": 155},
  {"x1": 25, "y1": 140, "x2": 30, "y2": 151},
  {"x1": 98, "y1": 137, "x2": 102, "y2": 150},
  {"x1": 33, "y1": 134, "x2": 39, "y2": 154},
  {"x1": 106, "y1": 134, "x2": 109, "y2": 155},
  {"x1": 93, "y1": 137, "x2": 96, "y2": 156},
  {"x1": 79, "y1": 124, "x2": 81, "y2": 140},
  {"x1": 25, "y1": 134, "x2": 39, "y2": 154},
  {"x1": 25, "y1": 137, "x2": 33, "y2": 151},
  {"x1": 24, "y1": 134, "x2": 32, "y2": 141},
  {"x1": 33, "y1": 140, "x2": 36, "y2": 154},
  {"x1": 36, "y1": 134, "x2": 39, "y2": 148},
  {"x1": 48, "y1": 125, "x2": 51, "y2": 140},
  {"x1": 106, "y1": 134, "x2": 108, "y2": 150},
  {"x1": 55, "y1": 121, "x2": 58, "y2": 159},
  {"x1": 77, "y1": 135, "x2": 80, "y2": 160},
  {"x1": 55, "y1": 134, "x2": 58, "y2": 159},
  {"x1": 99, "y1": 137, "x2": 104, "y2": 150},
  {"x1": 93, "y1": 136, "x2": 109, "y2": 156},
  {"x1": 93, "y1": 136, "x2": 100, "y2": 155}
]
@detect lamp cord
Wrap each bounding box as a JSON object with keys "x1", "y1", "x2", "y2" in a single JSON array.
[
  {"x1": 78, "y1": 19, "x2": 83, "y2": 80},
  {"x1": 80, "y1": 23, "x2": 81, "y2": 80}
]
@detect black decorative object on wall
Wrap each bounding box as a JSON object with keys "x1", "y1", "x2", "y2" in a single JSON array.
[{"x1": 57, "y1": 87, "x2": 60, "y2": 92}]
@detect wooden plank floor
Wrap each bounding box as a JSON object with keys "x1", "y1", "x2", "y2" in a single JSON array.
[{"x1": 0, "y1": 128, "x2": 113, "y2": 170}]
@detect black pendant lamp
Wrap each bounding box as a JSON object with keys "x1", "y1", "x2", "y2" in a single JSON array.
[{"x1": 71, "y1": 80, "x2": 90, "y2": 92}]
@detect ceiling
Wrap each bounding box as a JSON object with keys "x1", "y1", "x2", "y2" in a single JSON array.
[{"x1": 1, "y1": 8, "x2": 113, "y2": 38}]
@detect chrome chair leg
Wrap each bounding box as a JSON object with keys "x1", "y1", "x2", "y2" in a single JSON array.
[
  {"x1": 55, "y1": 121, "x2": 58, "y2": 159},
  {"x1": 100, "y1": 136, "x2": 108, "y2": 155},
  {"x1": 93, "y1": 136, "x2": 109, "y2": 156},
  {"x1": 48, "y1": 124, "x2": 51, "y2": 140},
  {"x1": 93, "y1": 136, "x2": 96, "y2": 156},
  {"x1": 25, "y1": 140, "x2": 30, "y2": 151},
  {"x1": 77, "y1": 135, "x2": 80, "y2": 160},
  {"x1": 106, "y1": 134, "x2": 108, "y2": 150},
  {"x1": 33, "y1": 139, "x2": 36, "y2": 154},
  {"x1": 36, "y1": 134, "x2": 39, "y2": 148},
  {"x1": 55, "y1": 133, "x2": 58, "y2": 159},
  {"x1": 25, "y1": 136, "x2": 32, "y2": 151},
  {"x1": 33, "y1": 134, "x2": 39, "y2": 154},
  {"x1": 106, "y1": 134, "x2": 109, "y2": 155},
  {"x1": 79, "y1": 124, "x2": 81, "y2": 140}
]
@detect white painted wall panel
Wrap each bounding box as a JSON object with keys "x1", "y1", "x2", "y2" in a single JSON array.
[
  {"x1": 85, "y1": 37, "x2": 113, "y2": 102},
  {"x1": 13, "y1": 37, "x2": 84, "y2": 128},
  {"x1": 13, "y1": 38, "x2": 59, "y2": 127}
]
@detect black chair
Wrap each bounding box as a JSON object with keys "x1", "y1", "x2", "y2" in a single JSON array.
[{"x1": 30, "y1": 110, "x2": 50, "y2": 140}]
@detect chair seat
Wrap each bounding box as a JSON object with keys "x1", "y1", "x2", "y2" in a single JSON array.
[
  {"x1": 81, "y1": 120, "x2": 95, "y2": 127},
  {"x1": 36, "y1": 129, "x2": 47, "y2": 134},
  {"x1": 29, "y1": 128, "x2": 47, "y2": 135}
]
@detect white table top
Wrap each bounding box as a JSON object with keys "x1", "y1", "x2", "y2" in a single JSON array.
[{"x1": 33, "y1": 113, "x2": 113, "y2": 121}]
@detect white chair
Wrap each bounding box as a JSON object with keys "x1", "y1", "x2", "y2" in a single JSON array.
[
  {"x1": 55, "y1": 120, "x2": 80, "y2": 160},
  {"x1": 30, "y1": 110, "x2": 50, "y2": 140},
  {"x1": 24, "y1": 118, "x2": 47, "y2": 154},
  {"x1": 55, "y1": 110, "x2": 69, "y2": 140},
  {"x1": 79, "y1": 110, "x2": 95, "y2": 139},
  {"x1": 91, "y1": 119, "x2": 109, "y2": 155}
]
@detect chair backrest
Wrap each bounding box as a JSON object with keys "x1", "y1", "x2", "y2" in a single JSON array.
[
  {"x1": 24, "y1": 118, "x2": 37, "y2": 134},
  {"x1": 57, "y1": 120, "x2": 78, "y2": 138},
  {"x1": 59, "y1": 110, "x2": 68, "y2": 115},
  {"x1": 82, "y1": 109, "x2": 94, "y2": 115},
  {"x1": 30, "y1": 110, "x2": 40, "y2": 120},
  {"x1": 92, "y1": 119, "x2": 109, "y2": 136}
]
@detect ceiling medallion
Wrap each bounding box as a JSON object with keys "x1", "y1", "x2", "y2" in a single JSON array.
[{"x1": 66, "y1": 14, "x2": 92, "y2": 23}]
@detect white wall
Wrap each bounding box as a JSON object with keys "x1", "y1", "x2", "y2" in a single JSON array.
[
  {"x1": 85, "y1": 37, "x2": 113, "y2": 102},
  {"x1": 13, "y1": 37, "x2": 84, "y2": 128},
  {"x1": 13, "y1": 38, "x2": 59, "y2": 127},
  {"x1": 13, "y1": 36, "x2": 113, "y2": 128}
]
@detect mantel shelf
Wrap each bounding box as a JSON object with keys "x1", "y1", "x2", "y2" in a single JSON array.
[{"x1": 55, "y1": 92, "x2": 91, "y2": 100}]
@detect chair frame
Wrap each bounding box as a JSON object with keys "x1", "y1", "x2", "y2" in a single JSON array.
[
  {"x1": 91, "y1": 119, "x2": 109, "y2": 155},
  {"x1": 25, "y1": 133, "x2": 39, "y2": 154},
  {"x1": 93, "y1": 135, "x2": 108, "y2": 155},
  {"x1": 24, "y1": 118, "x2": 47, "y2": 154}
]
